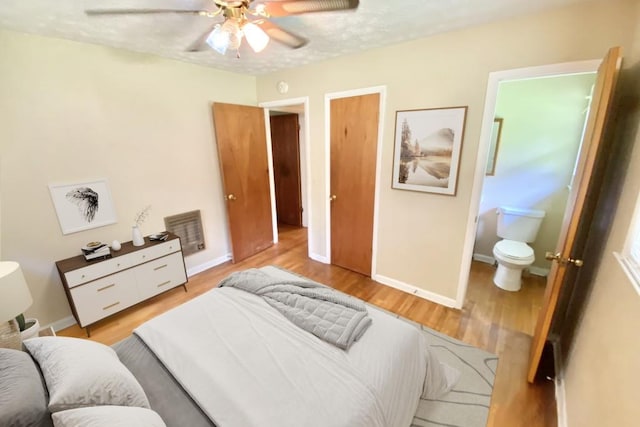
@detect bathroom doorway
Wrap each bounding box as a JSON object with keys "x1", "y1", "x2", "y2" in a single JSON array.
[
  {"x1": 457, "y1": 60, "x2": 600, "y2": 334},
  {"x1": 473, "y1": 73, "x2": 597, "y2": 279}
]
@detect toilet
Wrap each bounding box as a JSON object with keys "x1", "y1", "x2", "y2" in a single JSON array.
[{"x1": 492, "y1": 206, "x2": 545, "y2": 292}]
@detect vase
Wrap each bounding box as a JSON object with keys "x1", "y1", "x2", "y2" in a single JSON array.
[
  {"x1": 20, "y1": 318, "x2": 40, "y2": 341},
  {"x1": 132, "y1": 225, "x2": 145, "y2": 246}
]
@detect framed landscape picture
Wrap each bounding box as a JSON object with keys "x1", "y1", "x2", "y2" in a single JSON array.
[
  {"x1": 49, "y1": 179, "x2": 117, "y2": 234},
  {"x1": 391, "y1": 106, "x2": 468, "y2": 195}
]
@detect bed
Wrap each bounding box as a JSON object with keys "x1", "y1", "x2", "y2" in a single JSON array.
[{"x1": 1, "y1": 266, "x2": 455, "y2": 427}]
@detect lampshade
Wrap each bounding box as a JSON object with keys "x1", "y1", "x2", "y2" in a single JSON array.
[
  {"x1": 0, "y1": 261, "x2": 33, "y2": 322},
  {"x1": 221, "y1": 19, "x2": 243, "y2": 50},
  {"x1": 206, "y1": 24, "x2": 231, "y2": 55},
  {"x1": 243, "y1": 22, "x2": 269, "y2": 53}
]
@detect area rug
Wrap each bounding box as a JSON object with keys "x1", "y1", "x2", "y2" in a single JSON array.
[{"x1": 389, "y1": 312, "x2": 498, "y2": 427}]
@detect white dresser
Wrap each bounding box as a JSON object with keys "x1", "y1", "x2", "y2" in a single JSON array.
[{"x1": 56, "y1": 233, "x2": 187, "y2": 336}]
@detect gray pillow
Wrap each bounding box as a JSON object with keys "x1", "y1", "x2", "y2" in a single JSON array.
[
  {"x1": 0, "y1": 348, "x2": 52, "y2": 427},
  {"x1": 24, "y1": 337, "x2": 150, "y2": 412},
  {"x1": 52, "y1": 406, "x2": 166, "y2": 427}
]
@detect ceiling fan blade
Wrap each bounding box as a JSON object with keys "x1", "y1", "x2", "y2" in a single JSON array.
[
  {"x1": 259, "y1": 0, "x2": 359, "y2": 17},
  {"x1": 185, "y1": 22, "x2": 221, "y2": 52},
  {"x1": 85, "y1": 8, "x2": 206, "y2": 16},
  {"x1": 259, "y1": 20, "x2": 308, "y2": 49}
]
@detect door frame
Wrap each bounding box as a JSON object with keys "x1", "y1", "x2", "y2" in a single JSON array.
[
  {"x1": 260, "y1": 97, "x2": 311, "y2": 250},
  {"x1": 455, "y1": 60, "x2": 601, "y2": 308},
  {"x1": 324, "y1": 86, "x2": 387, "y2": 276}
]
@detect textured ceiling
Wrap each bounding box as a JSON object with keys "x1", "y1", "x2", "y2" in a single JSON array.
[{"x1": 0, "y1": 0, "x2": 591, "y2": 75}]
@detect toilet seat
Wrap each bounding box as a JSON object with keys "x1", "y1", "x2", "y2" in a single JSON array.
[{"x1": 493, "y1": 240, "x2": 534, "y2": 263}]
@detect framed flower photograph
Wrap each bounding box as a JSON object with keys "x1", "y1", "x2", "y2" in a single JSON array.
[
  {"x1": 391, "y1": 106, "x2": 468, "y2": 195},
  {"x1": 49, "y1": 179, "x2": 117, "y2": 234}
]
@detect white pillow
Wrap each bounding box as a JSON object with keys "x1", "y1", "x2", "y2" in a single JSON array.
[
  {"x1": 24, "y1": 337, "x2": 150, "y2": 412},
  {"x1": 52, "y1": 406, "x2": 166, "y2": 427}
]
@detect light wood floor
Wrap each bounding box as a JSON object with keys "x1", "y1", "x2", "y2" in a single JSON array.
[{"x1": 59, "y1": 225, "x2": 556, "y2": 427}]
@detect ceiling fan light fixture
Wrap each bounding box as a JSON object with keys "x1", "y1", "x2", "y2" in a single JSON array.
[
  {"x1": 243, "y1": 22, "x2": 269, "y2": 53},
  {"x1": 206, "y1": 24, "x2": 231, "y2": 55}
]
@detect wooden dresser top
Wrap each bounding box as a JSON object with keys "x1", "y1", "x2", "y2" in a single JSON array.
[{"x1": 55, "y1": 233, "x2": 179, "y2": 274}]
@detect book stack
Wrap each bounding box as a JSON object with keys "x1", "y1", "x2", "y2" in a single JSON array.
[
  {"x1": 82, "y1": 242, "x2": 111, "y2": 261},
  {"x1": 149, "y1": 232, "x2": 169, "y2": 242}
]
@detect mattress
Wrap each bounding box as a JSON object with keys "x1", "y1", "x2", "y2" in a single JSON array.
[{"x1": 132, "y1": 266, "x2": 428, "y2": 427}]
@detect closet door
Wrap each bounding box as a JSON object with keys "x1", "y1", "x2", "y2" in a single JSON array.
[{"x1": 330, "y1": 93, "x2": 380, "y2": 276}]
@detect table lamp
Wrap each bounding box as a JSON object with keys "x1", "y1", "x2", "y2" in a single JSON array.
[{"x1": 0, "y1": 261, "x2": 33, "y2": 350}]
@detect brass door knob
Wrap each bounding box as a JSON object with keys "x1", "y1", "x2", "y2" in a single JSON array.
[
  {"x1": 545, "y1": 251, "x2": 583, "y2": 267},
  {"x1": 226, "y1": 194, "x2": 237, "y2": 201},
  {"x1": 330, "y1": 195, "x2": 337, "y2": 202},
  {"x1": 567, "y1": 258, "x2": 584, "y2": 267}
]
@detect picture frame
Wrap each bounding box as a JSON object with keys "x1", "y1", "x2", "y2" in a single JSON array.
[
  {"x1": 486, "y1": 118, "x2": 503, "y2": 176},
  {"x1": 391, "y1": 106, "x2": 468, "y2": 195},
  {"x1": 48, "y1": 179, "x2": 117, "y2": 235}
]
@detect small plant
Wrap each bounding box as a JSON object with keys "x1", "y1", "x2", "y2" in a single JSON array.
[
  {"x1": 134, "y1": 205, "x2": 151, "y2": 227},
  {"x1": 15, "y1": 313, "x2": 26, "y2": 331}
]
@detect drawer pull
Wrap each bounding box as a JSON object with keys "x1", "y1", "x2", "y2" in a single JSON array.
[
  {"x1": 102, "y1": 301, "x2": 120, "y2": 311},
  {"x1": 157, "y1": 280, "x2": 171, "y2": 288},
  {"x1": 97, "y1": 283, "x2": 115, "y2": 292},
  {"x1": 153, "y1": 264, "x2": 168, "y2": 271}
]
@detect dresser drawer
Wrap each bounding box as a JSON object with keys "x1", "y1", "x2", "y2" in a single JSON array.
[
  {"x1": 135, "y1": 252, "x2": 187, "y2": 300},
  {"x1": 129, "y1": 238, "x2": 181, "y2": 265},
  {"x1": 69, "y1": 269, "x2": 139, "y2": 327},
  {"x1": 65, "y1": 254, "x2": 135, "y2": 288}
]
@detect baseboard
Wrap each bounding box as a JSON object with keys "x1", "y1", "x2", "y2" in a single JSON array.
[
  {"x1": 553, "y1": 340, "x2": 568, "y2": 427},
  {"x1": 529, "y1": 266, "x2": 550, "y2": 277},
  {"x1": 473, "y1": 253, "x2": 495, "y2": 264},
  {"x1": 187, "y1": 254, "x2": 232, "y2": 277},
  {"x1": 309, "y1": 252, "x2": 330, "y2": 263},
  {"x1": 44, "y1": 316, "x2": 77, "y2": 333},
  {"x1": 373, "y1": 274, "x2": 457, "y2": 308}
]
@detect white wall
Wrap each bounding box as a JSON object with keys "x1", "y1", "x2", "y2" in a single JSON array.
[
  {"x1": 0, "y1": 30, "x2": 257, "y2": 326},
  {"x1": 257, "y1": 0, "x2": 638, "y2": 302},
  {"x1": 474, "y1": 74, "x2": 596, "y2": 272}
]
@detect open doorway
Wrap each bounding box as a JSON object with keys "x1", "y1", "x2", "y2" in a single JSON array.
[
  {"x1": 455, "y1": 60, "x2": 602, "y2": 335},
  {"x1": 466, "y1": 72, "x2": 597, "y2": 334},
  {"x1": 260, "y1": 98, "x2": 311, "y2": 249},
  {"x1": 269, "y1": 110, "x2": 305, "y2": 229}
]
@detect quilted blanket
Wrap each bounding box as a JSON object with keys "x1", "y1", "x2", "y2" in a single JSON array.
[{"x1": 219, "y1": 269, "x2": 372, "y2": 349}]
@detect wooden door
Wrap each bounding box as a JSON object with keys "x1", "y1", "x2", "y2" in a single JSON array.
[
  {"x1": 212, "y1": 102, "x2": 274, "y2": 263},
  {"x1": 330, "y1": 93, "x2": 380, "y2": 276},
  {"x1": 270, "y1": 113, "x2": 302, "y2": 227},
  {"x1": 527, "y1": 47, "x2": 622, "y2": 382}
]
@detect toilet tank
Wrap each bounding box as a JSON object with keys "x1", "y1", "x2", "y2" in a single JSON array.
[{"x1": 496, "y1": 206, "x2": 546, "y2": 243}]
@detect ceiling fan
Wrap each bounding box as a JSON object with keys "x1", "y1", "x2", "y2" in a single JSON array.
[{"x1": 85, "y1": 0, "x2": 360, "y2": 56}]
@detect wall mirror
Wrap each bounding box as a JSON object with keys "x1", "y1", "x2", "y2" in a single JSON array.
[{"x1": 486, "y1": 118, "x2": 503, "y2": 176}]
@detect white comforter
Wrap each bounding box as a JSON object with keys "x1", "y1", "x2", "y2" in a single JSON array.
[{"x1": 135, "y1": 269, "x2": 428, "y2": 427}]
